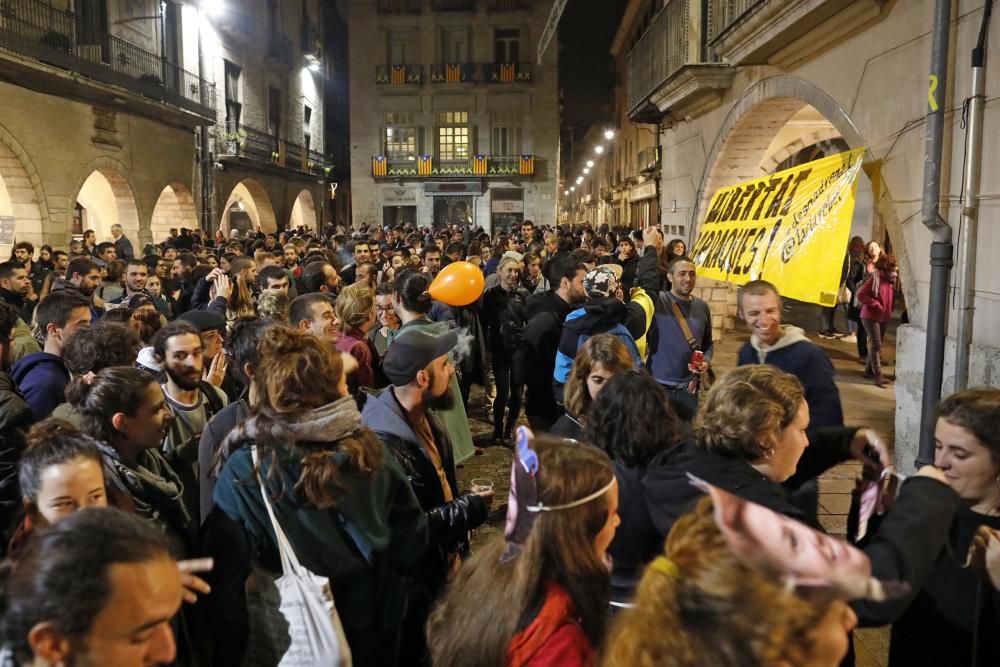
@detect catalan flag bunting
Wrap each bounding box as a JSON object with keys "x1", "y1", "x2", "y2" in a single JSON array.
[
  {"x1": 499, "y1": 63, "x2": 515, "y2": 83},
  {"x1": 418, "y1": 155, "x2": 433, "y2": 176},
  {"x1": 519, "y1": 154, "x2": 534, "y2": 176},
  {"x1": 473, "y1": 155, "x2": 488, "y2": 175},
  {"x1": 391, "y1": 65, "x2": 406, "y2": 84},
  {"x1": 373, "y1": 156, "x2": 387, "y2": 177},
  {"x1": 446, "y1": 64, "x2": 461, "y2": 83}
]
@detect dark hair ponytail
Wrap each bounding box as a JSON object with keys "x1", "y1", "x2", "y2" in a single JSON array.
[
  {"x1": 393, "y1": 268, "x2": 433, "y2": 314},
  {"x1": 66, "y1": 367, "x2": 156, "y2": 445}
]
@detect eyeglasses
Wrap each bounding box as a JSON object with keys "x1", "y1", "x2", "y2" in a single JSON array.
[{"x1": 375, "y1": 305, "x2": 393, "y2": 314}]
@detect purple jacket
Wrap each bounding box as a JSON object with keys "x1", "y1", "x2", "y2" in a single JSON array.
[{"x1": 858, "y1": 270, "x2": 897, "y2": 322}]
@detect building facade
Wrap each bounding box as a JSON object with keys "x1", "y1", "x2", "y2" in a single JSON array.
[
  {"x1": 347, "y1": 0, "x2": 560, "y2": 234},
  {"x1": 625, "y1": 0, "x2": 1000, "y2": 470},
  {"x1": 201, "y1": 0, "x2": 330, "y2": 238},
  {"x1": 0, "y1": 0, "x2": 331, "y2": 254}
]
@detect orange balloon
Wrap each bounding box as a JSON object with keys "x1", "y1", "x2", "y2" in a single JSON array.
[{"x1": 428, "y1": 261, "x2": 485, "y2": 307}]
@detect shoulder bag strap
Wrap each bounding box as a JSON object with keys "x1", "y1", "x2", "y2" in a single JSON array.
[
  {"x1": 251, "y1": 446, "x2": 303, "y2": 577},
  {"x1": 668, "y1": 296, "x2": 699, "y2": 350}
]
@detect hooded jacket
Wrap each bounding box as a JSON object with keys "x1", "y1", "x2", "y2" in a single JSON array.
[
  {"x1": 737, "y1": 325, "x2": 844, "y2": 430},
  {"x1": 553, "y1": 297, "x2": 648, "y2": 385},
  {"x1": 11, "y1": 352, "x2": 70, "y2": 421},
  {"x1": 361, "y1": 387, "x2": 487, "y2": 594},
  {"x1": 0, "y1": 373, "x2": 32, "y2": 549}
]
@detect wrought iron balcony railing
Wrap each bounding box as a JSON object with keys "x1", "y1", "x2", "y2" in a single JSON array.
[
  {"x1": 427, "y1": 61, "x2": 531, "y2": 84},
  {"x1": 375, "y1": 64, "x2": 423, "y2": 84},
  {"x1": 372, "y1": 154, "x2": 536, "y2": 178},
  {"x1": 377, "y1": 0, "x2": 422, "y2": 12},
  {"x1": 0, "y1": 0, "x2": 215, "y2": 119},
  {"x1": 217, "y1": 122, "x2": 330, "y2": 176}
]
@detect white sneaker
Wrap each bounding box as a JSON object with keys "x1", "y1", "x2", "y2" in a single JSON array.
[{"x1": 841, "y1": 334, "x2": 857, "y2": 343}]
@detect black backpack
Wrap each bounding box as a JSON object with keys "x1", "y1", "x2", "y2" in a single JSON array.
[{"x1": 499, "y1": 288, "x2": 530, "y2": 352}]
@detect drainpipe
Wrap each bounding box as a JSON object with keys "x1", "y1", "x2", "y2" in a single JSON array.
[
  {"x1": 955, "y1": 1, "x2": 993, "y2": 391},
  {"x1": 916, "y1": 0, "x2": 955, "y2": 467}
]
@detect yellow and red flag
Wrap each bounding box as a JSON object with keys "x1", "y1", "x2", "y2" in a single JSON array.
[
  {"x1": 372, "y1": 156, "x2": 387, "y2": 177},
  {"x1": 519, "y1": 154, "x2": 534, "y2": 175}
]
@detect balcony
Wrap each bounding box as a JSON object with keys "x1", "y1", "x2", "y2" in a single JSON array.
[
  {"x1": 377, "y1": 0, "x2": 422, "y2": 13},
  {"x1": 705, "y1": 0, "x2": 886, "y2": 67},
  {"x1": 0, "y1": 0, "x2": 215, "y2": 125},
  {"x1": 372, "y1": 154, "x2": 536, "y2": 179},
  {"x1": 216, "y1": 123, "x2": 331, "y2": 177},
  {"x1": 626, "y1": 0, "x2": 734, "y2": 123},
  {"x1": 638, "y1": 146, "x2": 660, "y2": 174},
  {"x1": 429, "y1": 61, "x2": 532, "y2": 84},
  {"x1": 432, "y1": 0, "x2": 474, "y2": 10},
  {"x1": 487, "y1": 0, "x2": 532, "y2": 9},
  {"x1": 375, "y1": 64, "x2": 423, "y2": 84}
]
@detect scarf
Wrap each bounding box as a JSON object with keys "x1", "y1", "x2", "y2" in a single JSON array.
[
  {"x1": 221, "y1": 395, "x2": 363, "y2": 454},
  {"x1": 96, "y1": 442, "x2": 190, "y2": 529}
]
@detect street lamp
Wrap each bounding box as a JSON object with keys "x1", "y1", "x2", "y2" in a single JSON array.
[
  {"x1": 576, "y1": 176, "x2": 583, "y2": 184},
  {"x1": 586, "y1": 160, "x2": 594, "y2": 168},
  {"x1": 594, "y1": 145, "x2": 605, "y2": 154},
  {"x1": 604, "y1": 129, "x2": 615, "y2": 140},
  {"x1": 583, "y1": 167, "x2": 590, "y2": 174},
  {"x1": 570, "y1": 186, "x2": 576, "y2": 192}
]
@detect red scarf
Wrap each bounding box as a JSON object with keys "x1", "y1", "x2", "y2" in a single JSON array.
[{"x1": 506, "y1": 582, "x2": 593, "y2": 667}]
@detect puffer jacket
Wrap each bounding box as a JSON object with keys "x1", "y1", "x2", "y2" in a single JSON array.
[{"x1": 361, "y1": 386, "x2": 487, "y2": 596}]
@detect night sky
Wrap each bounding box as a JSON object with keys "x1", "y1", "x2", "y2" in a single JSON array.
[{"x1": 558, "y1": 0, "x2": 629, "y2": 150}]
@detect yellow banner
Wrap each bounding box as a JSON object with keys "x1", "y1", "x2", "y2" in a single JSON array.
[{"x1": 691, "y1": 148, "x2": 865, "y2": 306}]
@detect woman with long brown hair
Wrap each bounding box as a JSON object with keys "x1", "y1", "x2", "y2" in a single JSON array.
[
  {"x1": 205, "y1": 326, "x2": 428, "y2": 666},
  {"x1": 427, "y1": 432, "x2": 619, "y2": 667},
  {"x1": 551, "y1": 334, "x2": 635, "y2": 440},
  {"x1": 222, "y1": 255, "x2": 257, "y2": 320}
]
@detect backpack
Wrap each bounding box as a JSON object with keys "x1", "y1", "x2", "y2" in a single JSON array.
[
  {"x1": 498, "y1": 288, "x2": 530, "y2": 352},
  {"x1": 553, "y1": 321, "x2": 644, "y2": 385}
]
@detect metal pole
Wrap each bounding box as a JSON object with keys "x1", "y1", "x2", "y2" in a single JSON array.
[
  {"x1": 917, "y1": 0, "x2": 955, "y2": 467},
  {"x1": 197, "y1": 15, "x2": 213, "y2": 236},
  {"x1": 954, "y1": 1, "x2": 993, "y2": 391}
]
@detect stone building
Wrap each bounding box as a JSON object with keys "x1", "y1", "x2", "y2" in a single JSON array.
[
  {"x1": 347, "y1": 0, "x2": 560, "y2": 233},
  {"x1": 624, "y1": 0, "x2": 1000, "y2": 469},
  {"x1": 0, "y1": 0, "x2": 330, "y2": 253}
]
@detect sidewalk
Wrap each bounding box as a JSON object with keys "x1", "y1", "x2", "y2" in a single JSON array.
[{"x1": 457, "y1": 299, "x2": 899, "y2": 665}]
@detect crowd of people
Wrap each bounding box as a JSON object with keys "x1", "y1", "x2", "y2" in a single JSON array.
[{"x1": 0, "y1": 219, "x2": 993, "y2": 667}]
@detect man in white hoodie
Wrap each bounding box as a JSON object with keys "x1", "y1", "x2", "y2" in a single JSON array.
[{"x1": 736, "y1": 280, "x2": 844, "y2": 430}]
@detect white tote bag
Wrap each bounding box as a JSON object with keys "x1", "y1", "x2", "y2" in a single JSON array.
[{"x1": 242, "y1": 447, "x2": 352, "y2": 667}]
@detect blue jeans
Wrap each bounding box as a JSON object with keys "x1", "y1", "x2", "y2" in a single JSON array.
[{"x1": 667, "y1": 385, "x2": 699, "y2": 423}]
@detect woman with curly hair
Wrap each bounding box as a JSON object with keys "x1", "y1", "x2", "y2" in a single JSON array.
[
  {"x1": 550, "y1": 334, "x2": 634, "y2": 440},
  {"x1": 204, "y1": 325, "x2": 427, "y2": 666},
  {"x1": 603, "y1": 497, "x2": 858, "y2": 667}
]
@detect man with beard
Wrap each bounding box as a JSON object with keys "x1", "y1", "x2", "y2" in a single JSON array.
[
  {"x1": 362, "y1": 328, "x2": 490, "y2": 665},
  {"x1": 152, "y1": 321, "x2": 227, "y2": 518},
  {"x1": 108, "y1": 259, "x2": 150, "y2": 306},
  {"x1": 0, "y1": 261, "x2": 37, "y2": 324},
  {"x1": 301, "y1": 260, "x2": 342, "y2": 297},
  {"x1": 53, "y1": 257, "x2": 103, "y2": 319},
  {"x1": 177, "y1": 309, "x2": 237, "y2": 400},
  {"x1": 636, "y1": 228, "x2": 713, "y2": 422},
  {"x1": 515, "y1": 257, "x2": 588, "y2": 431}
]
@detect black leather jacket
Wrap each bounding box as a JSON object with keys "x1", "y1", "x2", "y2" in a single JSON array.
[{"x1": 361, "y1": 387, "x2": 488, "y2": 594}]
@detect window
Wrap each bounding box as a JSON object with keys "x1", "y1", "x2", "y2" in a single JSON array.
[
  {"x1": 441, "y1": 28, "x2": 468, "y2": 63},
  {"x1": 491, "y1": 110, "x2": 521, "y2": 155},
  {"x1": 494, "y1": 28, "x2": 520, "y2": 63},
  {"x1": 437, "y1": 111, "x2": 469, "y2": 161},
  {"x1": 385, "y1": 112, "x2": 417, "y2": 158},
  {"x1": 303, "y1": 105, "x2": 312, "y2": 152},
  {"x1": 223, "y1": 60, "x2": 242, "y2": 129},
  {"x1": 268, "y1": 87, "x2": 282, "y2": 140},
  {"x1": 388, "y1": 30, "x2": 416, "y2": 64}
]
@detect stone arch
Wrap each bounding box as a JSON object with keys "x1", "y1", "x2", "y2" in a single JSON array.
[
  {"x1": 690, "y1": 75, "x2": 915, "y2": 312},
  {"x1": 759, "y1": 126, "x2": 846, "y2": 174},
  {"x1": 150, "y1": 183, "x2": 198, "y2": 243},
  {"x1": 71, "y1": 157, "x2": 142, "y2": 248},
  {"x1": 289, "y1": 189, "x2": 318, "y2": 231},
  {"x1": 220, "y1": 179, "x2": 277, "y2": 235},
  {"x1": 0, "y1": 122, "x2": 49, "y2": 251}
]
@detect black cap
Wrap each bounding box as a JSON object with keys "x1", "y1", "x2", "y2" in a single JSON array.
[
  {"x1": 382, "y1": 329, "x2": 457, "y2": 386},
  {"x1": 126, "y1": 293, "x2": 155, "y2": 310},
  {"x1": 177, "y1": 309, "x2": 226, "y2": 333}
]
